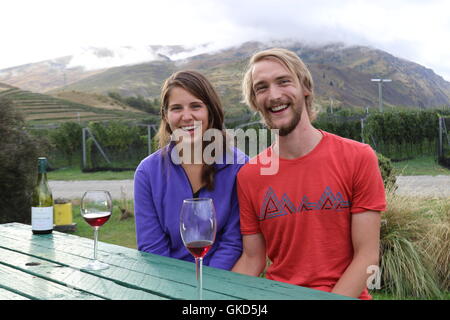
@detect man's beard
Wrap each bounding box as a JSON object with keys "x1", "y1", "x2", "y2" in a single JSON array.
[{"x1": 264, "y1": 105, "x2": 302, "y2": 136}]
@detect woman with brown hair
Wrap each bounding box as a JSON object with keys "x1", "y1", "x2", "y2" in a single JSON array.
[{"x1": 134, "y1": 70, "x2": 247, "y2": 270}]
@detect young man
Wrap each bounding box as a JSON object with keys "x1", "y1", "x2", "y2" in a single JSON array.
[{"x1": 232, "y1": 48, "x2": 386, "y2": 299}]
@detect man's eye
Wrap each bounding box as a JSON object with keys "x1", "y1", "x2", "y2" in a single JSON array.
[{"x1": 255, "y1": 86, "x2": 267, "y2": 92}]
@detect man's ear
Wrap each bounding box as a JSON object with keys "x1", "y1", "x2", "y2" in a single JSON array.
[{"x1": 302, "y1": 85, "x2": 312, "y2": 97}]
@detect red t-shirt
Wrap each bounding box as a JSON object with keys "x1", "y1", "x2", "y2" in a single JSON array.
[{"x1": 237, "y1": 130, "x2": 386, "y2": 300}]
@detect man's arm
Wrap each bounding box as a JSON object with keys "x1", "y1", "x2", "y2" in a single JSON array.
[
  {"x1": 232, "y1": 233, "x2": 266, "y2": 277},
  {"x1": 331, "y1": 210, "x2": 381, "y2": 298}
]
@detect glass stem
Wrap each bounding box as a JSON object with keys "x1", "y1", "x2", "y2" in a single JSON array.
[
  {"x1": 196, "y1": 257, "x2": 203, "y2": 300},
  {"x1": 93, "y1": 226, "x2": 99, "y2": 261}
]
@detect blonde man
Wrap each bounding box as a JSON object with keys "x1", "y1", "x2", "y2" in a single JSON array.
[{"x1": 232, "y1": 48, "x2": 386, "y2": 299}]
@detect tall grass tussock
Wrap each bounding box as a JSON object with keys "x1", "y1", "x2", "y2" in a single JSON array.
[{"x1": 379, "y1": 185, "x2": 449, "y2": 299}]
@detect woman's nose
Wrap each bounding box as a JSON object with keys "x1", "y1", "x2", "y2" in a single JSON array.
[{"x1": 180, "y1": 109, "x2": 193, "y2": 121}]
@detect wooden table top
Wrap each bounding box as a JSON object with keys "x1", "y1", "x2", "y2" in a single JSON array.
[{"x1": 0, "y1": 223, "x2": 353, "y2": 300}]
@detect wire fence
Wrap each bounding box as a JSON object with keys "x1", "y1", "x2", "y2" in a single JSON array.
[
  {"x1": 26, "y1": 110, "x2": 449, "y2": 171},
  {"x1": 438, "y1": 116, "x2": 450, "y2": 169}
]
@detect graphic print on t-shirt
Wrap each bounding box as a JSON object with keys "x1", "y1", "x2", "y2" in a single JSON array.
[{"x1": 259, "y1": 186, "x2": 351, "y2": 221}]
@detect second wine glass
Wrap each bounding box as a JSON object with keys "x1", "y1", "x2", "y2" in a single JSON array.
[
  {"x1": 80, "y1": 190, "x2": 112, "y2": 271},
  {"x1": 180, "y1": 198, "x2": 217, "y2": 300}
]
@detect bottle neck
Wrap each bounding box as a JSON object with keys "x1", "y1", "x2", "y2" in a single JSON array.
[
  {"x1": 38, "y1": 171, "x2": 45, "y2": 178},
  {"x1": 38, "y1": 163, "x2": 47, "y2": 174},
  {"x1": 37, "y1": 158, "x2": 48, "y2": 180}
]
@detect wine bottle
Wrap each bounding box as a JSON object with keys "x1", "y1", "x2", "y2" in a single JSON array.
[{"x1": 31, "y1": 157, "x2": 54, "y2": 234}]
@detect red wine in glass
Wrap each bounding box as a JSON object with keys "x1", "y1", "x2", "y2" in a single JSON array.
[
  {"x1": 180, "y1": 198, "x2": 217, "y2": 300},
  {"x1": 83, "y1": 212, "x2": 111, "y2": 227},
  {"x1": 80, "y1": 190, "x2": 113, "y2": 271},
  {"x1": 186, "y1": 240, "x2": 213, "y2": 259}
]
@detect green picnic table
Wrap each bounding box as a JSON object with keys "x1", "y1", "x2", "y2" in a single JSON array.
[{"x1": 0, "y1": 223, "x2": 353, "y2": 301}]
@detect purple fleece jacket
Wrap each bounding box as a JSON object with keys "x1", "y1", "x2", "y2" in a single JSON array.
[{"x1": 134, "y1": 142, "x2": 248, "y2": 270}]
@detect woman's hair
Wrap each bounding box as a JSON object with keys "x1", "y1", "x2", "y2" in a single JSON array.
[
  {"x1": 156, "y1": 70, "x2": 226, "y2": 190},
  {"x1": 242, "y1": 48, "x2": 318, "y2": 121}
]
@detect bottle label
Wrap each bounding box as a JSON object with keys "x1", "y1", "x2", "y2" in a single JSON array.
[{"x1": 32, "y1": 206, "x2": 53, "y2": 231}]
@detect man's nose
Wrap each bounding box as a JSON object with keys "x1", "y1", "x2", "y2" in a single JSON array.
[{"x1": 268, "y1": 85, "x2": 283, "y2": 101}]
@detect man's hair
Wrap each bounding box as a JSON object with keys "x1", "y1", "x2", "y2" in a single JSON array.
[{"x1": 242, "y1": 48, "x2": 318, "y2": 121}]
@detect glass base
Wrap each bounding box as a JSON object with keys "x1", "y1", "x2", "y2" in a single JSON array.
[{"x1": 82, "y1": 259, "x2": 109, "y2": 271}]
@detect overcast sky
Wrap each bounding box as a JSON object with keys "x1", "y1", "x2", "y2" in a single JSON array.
[{"x1": 2, "y1": 0, "x2": 450, "y2": 80}]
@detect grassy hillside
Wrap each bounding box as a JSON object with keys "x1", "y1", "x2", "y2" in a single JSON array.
[
  {"x1": 0, "y1": 87, "x2": 148, "y2": 125},
  {"x1": 49, "y1": 61, "x2": 177, "y2": 98},
  {"x1": 51, "y1": 90, "x2": 147, "y2": 114}
]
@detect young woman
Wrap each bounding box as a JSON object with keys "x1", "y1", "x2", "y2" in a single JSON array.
[{"x1": 134, "y1": 70, "x2": 247, "y2": 270}]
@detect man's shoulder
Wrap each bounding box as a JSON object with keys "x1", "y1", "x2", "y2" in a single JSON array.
[
  {"x1": 322, "y1": 131, "x2": 378, "y2": 168},
  {"x1": 323, "y1": 131, "x2": 372, "y2": 153},
  {"x1": 237, "y1": 147, "x2": 271, "y2": 178}
]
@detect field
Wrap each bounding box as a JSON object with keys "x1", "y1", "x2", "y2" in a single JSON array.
[
  {"x1": 71, "y1": 202, "x2": 136, "y2": 249},
  {"x1": 48, "y1": 155, "x2": 450, "y2": 181},
  {"x1": 393, "y1": 155, "x2": 450, "y2": 175}
]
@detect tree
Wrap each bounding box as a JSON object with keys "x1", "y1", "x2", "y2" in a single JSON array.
[{"x1": 0, "y1": 98, "x2": 41, "y2": 223}]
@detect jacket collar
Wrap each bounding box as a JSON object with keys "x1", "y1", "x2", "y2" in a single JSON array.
[{"x1": 164, "y1": 141, "x2": 244, "y2": 171}]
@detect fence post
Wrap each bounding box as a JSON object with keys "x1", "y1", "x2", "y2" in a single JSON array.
[
  {"x1": 82, "y1": 127, "x2": 111, "y2": 169},
  {"x1": 87, "y1": 128, "x2": 111, "y2": 164},
  {"x1": 82, "y1": 128, "x2": 87, "y2": 168},
  {"x1": 438, "y1": 117, "x2": 443, "y2": 159},
  {"x1": 360, "y1": 118, "x2": 365, "y2": 144},
  {"x1": 148, "y1": 125, "x2": 153, "y2": 155}
]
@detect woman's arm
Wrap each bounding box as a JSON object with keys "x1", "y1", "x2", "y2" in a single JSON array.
[{"x1": 134, "y1": 166, "x2": 170, "y2": 256}]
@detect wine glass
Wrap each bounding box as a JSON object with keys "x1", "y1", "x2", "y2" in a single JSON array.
[
  {"x1": 80, "y1": 190, "x2": 113, "y2": 271},
  {"x1": 180, "y1": 198, "x2": 217, "y2": 300}
]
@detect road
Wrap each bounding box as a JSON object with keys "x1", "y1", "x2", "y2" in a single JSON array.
[
  {"x1": 48, "y1": 176, "x2": 450, "y2": 200},
  {"x1": 49, "y1": 180, "x2": 134, "y2": 201}
]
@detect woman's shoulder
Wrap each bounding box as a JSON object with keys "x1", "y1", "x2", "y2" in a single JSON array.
[
  {"x1": 232, "y1": 146, "x2": 249, "y2": 164},
  {"x1": 136, "y1": 147, "x2": 168, "y2": 172}
]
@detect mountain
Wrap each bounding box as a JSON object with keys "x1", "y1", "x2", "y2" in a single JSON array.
[
  {"x1": 0, "y1": 56, "x2": 105, "y2": 93},
  {"x1": 1, "y1": 41, "x2": 450, "y2": 118},
  {"x1": 0, "y1": 44, "x2": 212, "y2": 94}
]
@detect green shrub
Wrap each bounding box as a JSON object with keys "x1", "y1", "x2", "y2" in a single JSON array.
[
  {"x1": 0, "y1": 99, "x2": 41, "y2": 223},
  {"x1": 49, "y1": 122, "x2": 82, "y2": 166},
  {"x1": 376, "y1": 152, "x2": 396, "y2": 189}
]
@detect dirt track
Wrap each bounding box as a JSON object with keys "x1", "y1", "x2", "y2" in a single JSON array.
[{"x1": 49, "y1": 176, "x2": 450, "y2": 200}]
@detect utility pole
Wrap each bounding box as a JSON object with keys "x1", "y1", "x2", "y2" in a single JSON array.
[{"x1": 371, "y1": 78, "x2": 392, "y2": 112}]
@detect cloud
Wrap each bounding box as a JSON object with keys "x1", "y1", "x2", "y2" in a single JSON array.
[
  {"x1": 1, "y1": 0, "x2": 450, "y2": 80},
  {"x1": 67, "y1": 46, "x2": 162, "y2": 70},
  {"x1": 215, "y1": 0, "x2": 450, "y2": 80}
]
